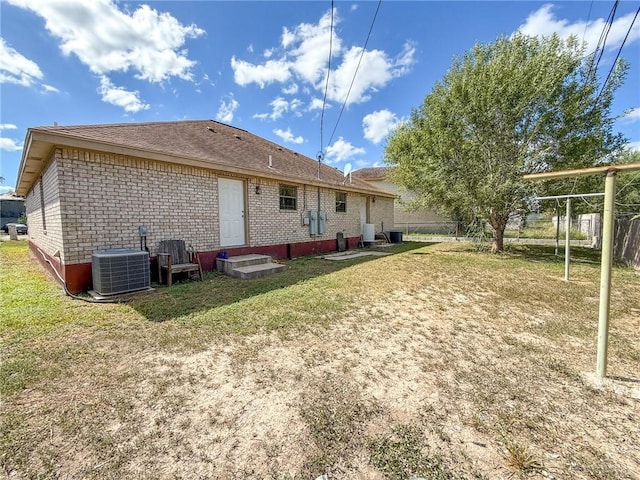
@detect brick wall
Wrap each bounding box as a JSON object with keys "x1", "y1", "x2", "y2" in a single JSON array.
[
  {"x1": 25, "y1": 158, "x2": 64, "y2": 259},
  {"x1": 55, "y1": 148, "x2": 218, "y2": 264},
  {"x1": 365, "y1": 178, "x2": 450, "y2": 230},
  {"x1": 25, "y1": 148, "x2": 394, "y2": 266},
  {"x1": 246, "y1": 179, "x2": 364, "y2": 246},
  {"x1": 369, "y1": 195, "x2": 395, "y2": 234}
]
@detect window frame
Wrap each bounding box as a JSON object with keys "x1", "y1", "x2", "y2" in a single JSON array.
[
  {"x1": 335, "y1": 191, "x2": 347, "y2": 213},
  {"x1": 39, "y1": 178, "x2": 47, "y2": 231},
  {"x1": 279, "y1": 184, "x2": 298, "y2": 211}
]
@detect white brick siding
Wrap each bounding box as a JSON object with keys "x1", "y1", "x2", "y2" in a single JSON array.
[
  {"x1": 246, "y1": 179, "x2": 365, "y2": 246},
  {"x1": 55, "y1": 149, "x2": 218, "y2": 264},
  {"x1": 366, "y1": 178, "x2": 450, "y2": 230},
  {"x1": 25, "y1": 148, "x2": 394, "y2": 265},
  {"x1": 24, "y1": 158, "x2": 64, "y2": 259}
]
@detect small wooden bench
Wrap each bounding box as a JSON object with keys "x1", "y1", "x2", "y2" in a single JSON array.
[{"x1": 157, "y1": 240, "x2": 203, "y2": 286}]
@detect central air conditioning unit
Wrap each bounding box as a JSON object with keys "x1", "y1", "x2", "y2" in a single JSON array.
[{"x1": 92, "y1": 249, "x2": 150, "y2": 296}]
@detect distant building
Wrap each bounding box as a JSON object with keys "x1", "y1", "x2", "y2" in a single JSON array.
[
  {"x1": 353, "y1": 167, "x2": 454, "y2": 234},
  {"x1": 0, "y1": 193, "x2": 26, "y2": 226}
]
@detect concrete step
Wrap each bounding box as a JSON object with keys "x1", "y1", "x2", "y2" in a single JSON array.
[
  {"x1": 364, "y1": 239, "x2": 386, "y2": 247},
  {"x1": 216, "y1": 254, "x2": 272, "y2": 274},
  {"x1": 230, "y1": 262, "x2": 287, "y2": 280}
]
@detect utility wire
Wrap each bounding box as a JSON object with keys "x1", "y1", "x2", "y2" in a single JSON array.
[
  {"x1": 581, "y1": 195, "x2": 600, "y2": 210},
  {"x1": 593, "y1": 4, "x2": 640, "y2": 107},
  {"x1": 319, "y1": 1, "x2": 335, "y2": 154},
  {"x1": 582, "y1": 0, "x2": 595, "y2": 46},
  {"x1": 327, "y1": 0, "x2": 382, "y2": 148},
  {"x1": 587, "y1": 0, "x2": 618, "y2": 79},
  {"x1": 616, "y1": 170, "x2": 640, "y2": 196},
  {"x1": 594, "y1": 0, "x2": 618, "y2": 70}
]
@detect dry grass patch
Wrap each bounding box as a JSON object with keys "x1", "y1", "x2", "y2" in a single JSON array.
[{"x1": 1, "y1": 240, "x2": 639, "y2": 479}]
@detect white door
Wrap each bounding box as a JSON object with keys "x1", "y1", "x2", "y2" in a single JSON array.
[{"x1": 219, "y1": 178, "x2": 246, "y2": 247}]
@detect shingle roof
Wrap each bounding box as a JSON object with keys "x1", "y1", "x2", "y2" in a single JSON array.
[
  {"x1": 19, "y1": 120, "x2": 390, "y2": 196},
  {"x1": 352, "y1": 166, "x2": 392, "y2": 179}
]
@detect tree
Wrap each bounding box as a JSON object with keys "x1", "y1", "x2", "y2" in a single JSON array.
[
  {"x1": 385, "y1": 33, "x2": 627, "y2": 252},
  {"x1": 614, "y1": 149, "x2": 640, "y2": 217}
]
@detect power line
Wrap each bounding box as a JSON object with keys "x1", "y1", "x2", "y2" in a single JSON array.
[
  {"x1": 616, "y1": 170, "x2": 640, "y2": 196},
  {"x1": 319, "y1": 1, "x2": 335, "y2": 154},
  {"x1": 587, "y1": 0, "x2": 619, "y2": 79},
  {"x1": 593, "y1": 4, "x2": 639, "y2": 107},
  {"x1": 327, "y1": 0, "x2": 382, "y2": 148},
  {"x1": 582, "y1": 0, "x2": 594, "y2": 46}
]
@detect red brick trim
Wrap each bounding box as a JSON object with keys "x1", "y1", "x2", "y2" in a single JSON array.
[
  {"x1": 29, "y1": 236, "x2": 361, "y2": 293},
  {"x1": 29, "y1": 242, "x2": 92, "y2": 293}
]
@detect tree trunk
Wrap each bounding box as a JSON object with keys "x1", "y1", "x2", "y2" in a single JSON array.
[
  {"x1": 492, "y1": 225, "x2": 505, "y2": 253},
  {"x1": 489, "y1": 208, "x2": 507, "y2": 253}
]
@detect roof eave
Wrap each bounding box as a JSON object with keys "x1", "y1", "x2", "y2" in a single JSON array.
[
  {"x1": 16, "y1": 129, "x2": 394, "y2": 198},
  {"x1": 15, "y1": 129, "x2": 42, "y2": 197}
]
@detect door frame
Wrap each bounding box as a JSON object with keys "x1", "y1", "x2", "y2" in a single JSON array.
[{"x1": 218, "y1": 176, "x2": 248, "y2": 247}]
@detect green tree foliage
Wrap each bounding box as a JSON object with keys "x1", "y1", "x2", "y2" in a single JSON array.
[{"x1": 386, "y1": 33, "x2": 627, "y2": 252}]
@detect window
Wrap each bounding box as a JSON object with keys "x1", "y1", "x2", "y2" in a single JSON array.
[
  {"x1": 39, "y1": 178, "x2": 46, "y2": 231},
  {"x1": 279, "y1": 184, "x2": 297, "y2": 210},
  {"x1": 336, "y1": 191, "x2": 347, "y2": 212}
]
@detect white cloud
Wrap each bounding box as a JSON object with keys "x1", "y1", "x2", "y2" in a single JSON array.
[
  {"x1": 98, "y1": 76, "x2": 149, "y2": 112},
  {"x1": 363, "y1": 109, "x2": 402, "y2": 144},
  {"x1": 274, "y1": 128, "x2": 304, "y2": 144},
  {"x1": 231, "y1": 56, "x2": 291, "y2": 88},
  {"x1": 7, "y1": 0, "x2": 205, "y2": 83},
  {"x1": 253, "y1": 96, "x2": 290, "y2": 121},
  {"x1": 0, "y1": 185, "x2": 14, "y2": 194},
  {"x1": 42, "y1": 84, "x2": 60, "y2": 93},
  {"x1": 325, "y1": 137, "x2": 365, "y2": 164},
  {"x1": 0, "y1": 137, "x2": 23, "y2": 151},
  {"x1": 0, "y1": 124, "x2": 17, "y2": 130},
  {"x1": 622, "y1": 107, "x2": 640, "y2": 121},
  {"x1": 216, "y1": 94, "x2": 239, "y2": 123},
  {"x1": 0, "y1": 37, "x2": 43, "y2": 86},
  {"x1": 355, "y1": 159, "x2": 369, "y2": 168},
  {"x1": 626, "y1": 141, "x2": 640, "y2": 152},
  {"x1": 392, "y1": 42, "x2": 417, "y2": 78},
  {"x1": 264, "y1": 48, "x2": 274, "y2": 59},
  {"x1": 230, "y1": 8, "x2": 414, "y2": 106},
  {"x1": 282, "y1": 83, "x2": 299, "y2": 95},
  {"x1": 288, "y1": 9, "x2": 342, "y2": 87},
  {"x1": 518, "y1": 4, "x2": 640, "y2": 53},
  {"x1": 290, "y1": 98, "x2": 303, "y2": 116},
  {"x1": 308, "y1": 98, "x2": 325, "y2": 111},
  {"x1": 327, "y1": 47, "x2": 399, "y2": 104},
  {"x1": 281, "y1": 27, "x2": 296, "y2": 48}
]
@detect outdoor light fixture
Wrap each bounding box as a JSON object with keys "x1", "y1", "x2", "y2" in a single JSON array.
[{"x1": 255, "y1": 185, "x2": 261, "y2": 194}]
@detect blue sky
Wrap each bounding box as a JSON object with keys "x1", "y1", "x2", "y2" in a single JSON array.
[{"x1": 1, "y1": 1, "x2": 639, "y2": 194}]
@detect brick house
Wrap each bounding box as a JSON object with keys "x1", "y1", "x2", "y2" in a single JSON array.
[
  {"x1": 0, "y1": 193, "x2": 26, "y2": 226},
  {"x1": 15, "y1": 120, "x2": 394, "y2": 293},
  {"x1": 353, "y1": 167, "x2": 453, "y2": 234}
]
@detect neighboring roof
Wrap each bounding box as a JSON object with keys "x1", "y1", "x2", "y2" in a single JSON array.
[
  {"x1": 0, "y1": 193, "x2": 23, "y2": 201},
  {"x1": 16, "y1": 120, "x2": 393, "y2": 197},
  {"x1": 352, "y1": 166, "x2": 392, "y2": 180}
]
